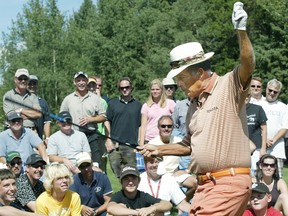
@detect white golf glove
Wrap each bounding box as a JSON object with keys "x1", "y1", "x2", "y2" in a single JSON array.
[{"x1": 232, "y1": 2, "x2": 248, "y2": 30}]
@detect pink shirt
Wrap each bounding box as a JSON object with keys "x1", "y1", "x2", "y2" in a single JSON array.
[{"x1": 141, "y1": 99, "x2": 175, "y2": 141}]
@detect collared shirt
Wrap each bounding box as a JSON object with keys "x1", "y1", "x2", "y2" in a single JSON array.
[
  {"x1": 3, "y1": 89, "x2": 41, "y2": 127},
  {"x1": 0, "y1": 128, "x2": 42, "y2": 163},
  {"x1": 60, "y1": 91, "x2": 106, "y2": 131},
  {"x1": 70, "y1": 171, "x2": 113, "y2": 209},
  {"x1": 181, "y1": 69, "x2": 251, "y2": 173},
  {"x1": 13, "y1": 174, "x2": 45, "y2": 211},
  {"x1": 172, "y1": 98, "x2": 190, "y2": 138}
]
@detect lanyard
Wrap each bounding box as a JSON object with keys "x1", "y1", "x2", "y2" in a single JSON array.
[{"x1": 147, "y1": 176, "x2": 161, "y2": 198}]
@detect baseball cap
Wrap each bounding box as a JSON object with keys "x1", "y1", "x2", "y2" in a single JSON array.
[
  {"x1": 29, "y1": 75, "x2": 38, "y2": 82},
  {"x1": 251, "y1": 183, "x2": 270, "y2": 194},
  {"x1": 75, "y1": 152, "x2": 92, "y2": 167},
  {"x1": 58, "y1": 111, "x2": 72, "y2": 123},
  {"x1": 162, "y1": 77, "x2": 177, "y2": 86},
  {"x1": 74, "y1": 71, "x2": 88, "y2": 79},
  {"x1": 6, "y1": 151, "x2": 21, "y2": 163},
  {"x1": 26, "y1": 154, "x2": 46, "y2": 166},
  {"x1": 120, "y1": 165, "x2": 140, "y2": 181},
  {"x1": 15, "y1": 68, "x2": 29, "y2": 78},
  {"x1": 7, "y1": 111, "x2": 23, "y2": 121}
]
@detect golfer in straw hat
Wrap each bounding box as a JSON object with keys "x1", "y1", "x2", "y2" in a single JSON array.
[{"x1": 139, "y1": 2, "x2": 255, "y2": 215}]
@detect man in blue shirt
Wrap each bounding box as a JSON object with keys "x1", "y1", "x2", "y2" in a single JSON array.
[{"x1": 70, "y1": 152, "x2": 113, "y2": 216}]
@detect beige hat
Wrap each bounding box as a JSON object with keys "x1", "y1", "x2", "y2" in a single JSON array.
[
  {"x1": 167, "y1": 42, "x2": 214, "y2": 78},
  {"x1": 75, "y1": 152, "x2": 92, "y2": 167},
  {"x1": 15, "y1": 68, "x2": 29, "y2": 78}
]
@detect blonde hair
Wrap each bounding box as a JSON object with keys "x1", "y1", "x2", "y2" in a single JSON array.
[
  {"x1": 146, "y1": 79, "x2": 167, "y2": 108},
  {"x1": 43, "y1": 163, "x2": 74, "y2": 193}
]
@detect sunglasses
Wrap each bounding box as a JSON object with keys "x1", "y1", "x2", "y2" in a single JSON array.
[
  {"x1": 10, "y1": 161, "x2": 22, "y2": 167},
  {"x1": 251, "y1": 85, "x2": 261, "y2": 88},
  {"x1": 160, "y1": 124, "x2": 173, "y2": 129},
  {"x1": 250, "y1": 193, "x2": 266, "y2": 200},
  {"x1": 268, "y1": 89, "x2": 279, "y2": 94},
  {"x1": 31, "y1": 164, "x2": 45, "y2": 169},
  {"x1": 119, "y1": 86, "x2": 130, "y2": 90},
  {"x1": 18, "y1": 77, "x2": 29, "y2": 81},
  {"x1": 262, "y1": 163, "x2": 276, "y2": 169},
  {"x1": 164, "y1": 85, "x2": 175, "y2": 90},
  {"x1": 79, "y1": 163, "x2": 91, "y2": 170}
]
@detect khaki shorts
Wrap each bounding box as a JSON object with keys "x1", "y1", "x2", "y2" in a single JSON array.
[{"x1": 190, "y1": 174, "x2": 251, "y2": 216}]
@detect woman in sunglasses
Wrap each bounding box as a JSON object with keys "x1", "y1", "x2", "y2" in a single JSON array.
[{"x1": 255, "y1": 154, "x2": 288, "y2": 215}]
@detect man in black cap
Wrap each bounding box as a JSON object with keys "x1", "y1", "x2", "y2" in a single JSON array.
[
  {"x1": 60, "y1": 71, "x2": 106, "y2": 171},
  {"x1": 107, "y1": 165, "x2": 172, "y2": 215},
  {"x1": 0, "y1": 111, "x2": 48, "y2": 164},
  {"x1": 243, "y1": 183, "x2": 282, "y2": 216},
  {"x1": 13, "y1": 153, "x2": 46, "y2": 212},
  {"x1": 47, "y1": 111, "x2": 91, "y2": 173}
]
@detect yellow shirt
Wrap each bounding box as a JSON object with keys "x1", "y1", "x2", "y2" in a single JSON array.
[{"x1": 36, "y1": 190, "x2": 81, "y2": 216}]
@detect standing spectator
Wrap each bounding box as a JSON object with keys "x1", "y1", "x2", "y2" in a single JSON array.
[
  {"x1": 250, "y1": 77, "x2": 266, "y2": 105},
  {"x1": 107, "y1": 165, "x2": 172, "y2": 215},
  {"x1": 0, "y1": 111, "x2": 48, "y2": 164},
  {"x1": 245, "y1": 93, "x2": 267, "y2": 175},
  {"x1": 172, "y1": 98, "x2": 191, "y2": 170},
  {"x1": 138, "y1": 157, "x2": 190, "y2": 215},
  {"x1": 139, "y1": 79, "x2": 175, "y2": 146},
  {"x1": 243, "y1": 183, "x2": 282, "y2": 216},
  {"x1": 162, "y1": 77, "x2": 178, "y2": 101},
  {"x1": 36, "y1": 163, "x2": 81, "y2": 215},
  {"x1": 90, "y1": 75, "x2": 109, "y2": 102},
  {"x1": 6, "y1": 151, "x2": 23, "y2": 178},
  {"x1": 261, "y1": 79, "x2": 288, "y2": 178},
  {"x1": 255, "y1": 154, "x2": 288, "y2": 215},
  {"x1": 0, "y1": 169, "x2": 40, "y2": 216},
  {"x1": 27, "y1": 75, "x2": 51, "y2": 145},
  {"x1": 87, "y1": 76, "x2": 108, "y2": 172},
  {"x1": 47, "y1": 111, "x2": 91, "y2": 174},
  {"x1": 140, "y1": 3, "x2": 254, "y2": 215},
  {"x1": 70, "y1": 152, "x2": 113, "y2": 216},
  {"x1": 3, "y1": 68, "x2": 41, "y2": 130},
  {"x1": 13, "y1": 154, "x2": 46, "y2": 212},
  {"x1": 105, "y1": 77, "x2": 142, "y2": 178},
  {"x1": 60, "y1": 71, "x2": 106, "y2": 169}
]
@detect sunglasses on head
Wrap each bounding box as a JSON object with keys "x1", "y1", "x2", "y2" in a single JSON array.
[
  {"x1": 119, "y1": 86, "x2": 130, "y2": 90},
  {"x1": 268, "y1": 89, "x2": 279, "y2": 94},
  {"x1": 262, "y1": 162, "x2": 276, "y2": 169},
  {"x1": 251, "y1": 85, "x2": 261, "y2": 88},
  {"x1": 160, "y1": 124, "x2": 173, "y2": 129},
  {"x1": 10, "y1": 161, "x2": 22, "y2": 167}
]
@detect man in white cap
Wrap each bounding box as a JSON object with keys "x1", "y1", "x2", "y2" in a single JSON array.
[
  {"x1": 162, "y1": 77, "x2": 178, "y2": 101},
  {"x1": 60, "y1": 71, "x2": 106, "y2": 170},
  {"x1": 3, "y1": 68, "x2": 41, "y2": 130},
  {"x1": 139, "y1": 2, "x2": 255, "y2": 215}
]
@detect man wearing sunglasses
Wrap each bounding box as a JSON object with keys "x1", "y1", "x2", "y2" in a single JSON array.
[
  {"x1": 250, "y1": 77, "x2": 266, "y2": 105},
  {"x1": 3, "y1": 68, "x2": 42, "y2": 130},
  {"x1": 0, "y1": 111, "x2": 48, "y2": 165},
  {"x1": 13, "y1": 153, "x2": 46, "y2": 212},
  {"x1": 6, "y1": 151, "x2": 23, "y2": 178},
  {"x1": 243, "y1": 183, "x2": 282, "y2": 216},
  {"x1": 260, "y1": 79, "x2": 288, "y2": 178}
]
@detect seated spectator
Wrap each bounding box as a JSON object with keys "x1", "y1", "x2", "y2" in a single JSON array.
[
  {"x1": 6, "y1": 151, "x2": 23, "y2": 178},
  {"x1": 35, "y1": 163, "x2": 81, "y2": 215},
  {"x1": 243, "y1": 183, "x2": 282, "y2": 216},
  {"x1": 0, "y1": 169, "x2": 40, "y2": 216},
  {"x1": 47, "y1": 111, "x2": 91, "y2": 174},
  {"x1": 138, "y1": 157, "x2": 190, "y2": 215},
  {"x1": 0, "y1": 111, "x2": 48, "y2": 164},
  {"x1": 255, "y1": 154, "x2": 288, "y2": 215},
  {"x1": 13, "y1": 154, "x2": 46, "y2": 212},
  {"x1": 70, "y1": 152, "x2": 112, "y2": 216},
  {"x1": 107, "y1": 165, "x2": 172, "y2": 216}
]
